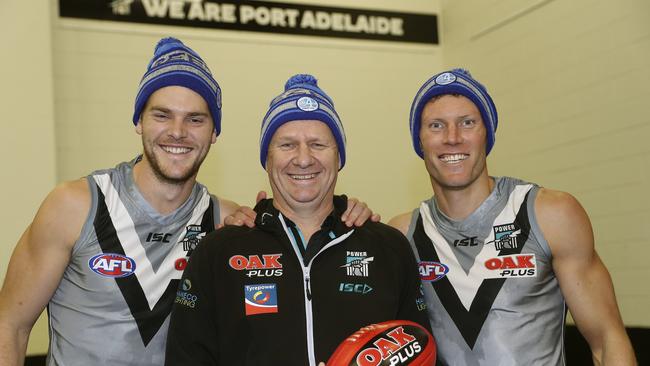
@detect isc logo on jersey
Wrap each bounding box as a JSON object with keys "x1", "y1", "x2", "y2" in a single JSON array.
[
  {"x1": 484, "y1": 254, "x2": 536, "y2": 278},
  {"x1": 418, "y1": 261, "x2": 449, "y2": 282},
  {"x1": 88, "y1": 253, "x2": 136, "y2": 278},
  {"x1": 229, "y1": 254, "x2": 283, "y2": 277}
]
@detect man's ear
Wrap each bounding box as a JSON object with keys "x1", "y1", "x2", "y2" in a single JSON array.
[
  {"x1": 135, "y1": 119, "x2": 143, "y2": 135},
  {"x1": 211, "y1": 130, "x2": 217, "y2": 144}
]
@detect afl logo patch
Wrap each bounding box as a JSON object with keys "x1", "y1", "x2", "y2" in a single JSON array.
[
  {"x1": 435, "y1": 72, "x2": 456, "y2": 85},
  {"x1": 88, "y1": 253, "x2": 136, "y2": 278},
  {"x1": 418, "y1": 261, "x2": 449, "y2": 282},
  {"x1": 297, "y1": 96, "x2": 319, "y2": 111}
]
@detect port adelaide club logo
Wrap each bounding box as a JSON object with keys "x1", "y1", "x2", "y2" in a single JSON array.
[
  {"x1": 492, "y1": 223, "x2": 522, "y2": 250},
  {"x1": 181, "y1": 224, "x2": 207, "y2": 252},
  {"x1": 341, "y1": 251, "x2": 374, "y2": 277}
]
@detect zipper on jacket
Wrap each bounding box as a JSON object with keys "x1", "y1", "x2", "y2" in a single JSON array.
[
  {"x1": 278, "y1": 214, "x2": 354, "y2": 366},
  {"x1": 305, "y1": 275, "x2": 312, "y2": 300}
]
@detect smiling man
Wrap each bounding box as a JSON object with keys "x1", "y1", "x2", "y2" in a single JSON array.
[
  {"x1": 165, "y1": 74, "x2": 430, "y2": 366},
  {"x1": 389, "y1": 68, "x2": 636, "y2": 365},
  {"x1": 0, "y1": 37, "x2": 234, "y2": 366}
]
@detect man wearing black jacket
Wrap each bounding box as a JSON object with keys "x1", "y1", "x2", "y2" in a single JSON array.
[{"x1": 165, "y1": 74, "x2": 431, "y2": 366}]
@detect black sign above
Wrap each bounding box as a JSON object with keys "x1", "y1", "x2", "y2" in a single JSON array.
[{"x1": 59, "y1": 0, "x2": 438, "y2": 45}]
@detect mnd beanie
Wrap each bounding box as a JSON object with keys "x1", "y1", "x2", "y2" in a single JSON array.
[
  {"x1": 409, "y1": 68, "x2": 498, "y2": 157},
  {"x1": 132, "y1": 37, "x2": 222, "y2": 135},
  {"x1": 260, "y1": 74, "x2": 346, "y2": 169}
]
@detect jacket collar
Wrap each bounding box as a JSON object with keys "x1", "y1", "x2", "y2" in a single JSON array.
[{"x1": 253, "y1": 195, "x2": 351, "y2": 237}]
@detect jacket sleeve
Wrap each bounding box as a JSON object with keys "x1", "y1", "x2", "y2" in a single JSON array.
[
  {"x1": 165, "y1": 236, "x2": 220, "y2": 366},
  {"x1": 395, "y1": 234, "x2": 433, "y2": 335}
]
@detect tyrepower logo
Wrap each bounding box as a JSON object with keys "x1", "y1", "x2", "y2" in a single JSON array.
[
  {"x1": 244, "y1": 283, "x2": 279, "y2": 315},
  {"x1": 418, "y1": 261, "x2": 449, "y2": 282},
  {"x1": 229, "y1": 254, "x2": 283, "y2": 278},
  {"x1": 88, "y1": 253, "x2": 136, "y2": 278},
  {"x1": 484, "y1": 254, "x2": 536, "y2": 278}
]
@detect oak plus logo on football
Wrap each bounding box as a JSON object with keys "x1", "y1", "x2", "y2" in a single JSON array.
[
  {"x1": 229, "y1": 254, "x2": 283, "y2": 278},
  {"x1": 484, "y1": 254, "x2": 537, "y2": 278},
  {"x1": 355, "y1": 326, "x2": 423, "y2": 366}
]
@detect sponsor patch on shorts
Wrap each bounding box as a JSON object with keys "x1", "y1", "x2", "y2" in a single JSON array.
[{"x1": 244, "y1": 283, "x2": 278, "y2": 315}]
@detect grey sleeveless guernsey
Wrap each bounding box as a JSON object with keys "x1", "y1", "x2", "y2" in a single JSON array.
[
  {"x1": 47, "y1": 159, "x2": 219, "y2": 366},
  {"x1": 407, "y1": 177, "x2": 565, "y2": 366}
]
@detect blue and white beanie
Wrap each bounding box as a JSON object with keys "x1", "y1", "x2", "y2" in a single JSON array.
[
  {"x1": 409, "y1": 68, "x2": 498, "y2": 157},
  {"x1": 132, "y1": 37, "x2": 223, "y2": 135},
  {"x1": 260, "y1": 74, "x2": 346, "y2": 169}
]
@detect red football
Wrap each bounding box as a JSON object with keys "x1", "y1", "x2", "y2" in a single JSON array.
[{"x1": 327, "y1": 320, "x2": 436, "y2": 366}]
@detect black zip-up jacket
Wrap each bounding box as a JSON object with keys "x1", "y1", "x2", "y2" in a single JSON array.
[{"x1": 165, "y1": 197, "x2": 431, "y2": 366}]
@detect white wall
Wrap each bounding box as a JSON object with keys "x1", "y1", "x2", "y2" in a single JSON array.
[
  {"x1": 0, "y1": 0, "x2": 57, "y2": 355},
  {"x1": 440, "y1": 0, "x2": 650, "y2": 326}
]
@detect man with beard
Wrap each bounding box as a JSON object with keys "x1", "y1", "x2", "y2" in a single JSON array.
[
  {"x1": 0, "y1": 38, "x2": 374, "y2": 366},
  {"x1": 389, "y1": 68, "x2": 636, "y2": 365}
]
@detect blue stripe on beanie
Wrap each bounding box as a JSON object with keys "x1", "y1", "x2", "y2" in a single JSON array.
[
  {"x1": 132, "y1": 37, "x2": 222, "y2": 135},
  {"x1": 260, "y1": 74, "x2": 346, "y2": 170},
  {"x1": 409, "y1": 68, "x2": 498, "y2": 157}
]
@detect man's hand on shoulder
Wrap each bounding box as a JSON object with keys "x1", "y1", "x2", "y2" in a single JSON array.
[
  {"x1": 341, "y1": 197, "x2": 380, "y2": 227},
  {"x1": 220, "y1": 191, "x2": 267, "y2": 229}
]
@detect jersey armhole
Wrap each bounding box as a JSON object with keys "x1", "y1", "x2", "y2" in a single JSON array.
[
  {"x1": 71, "y1": 176, "x2": 99, "y2": 257},
  {"x1": 526, "y1": 186, "x2": 553, "y2": 259},
  {"x1": 210, "y1": 194, "x2": 220, "y2": 227},
  {"x1": 406, "y1": 208, "x2": 423, "y2": 262}
]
